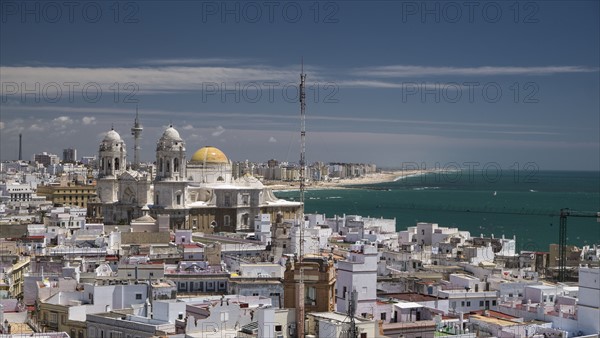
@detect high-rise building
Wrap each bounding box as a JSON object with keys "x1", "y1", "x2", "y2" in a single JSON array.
[{"x1": 63, "y1": 148, "x2": 77, "y2": 163}]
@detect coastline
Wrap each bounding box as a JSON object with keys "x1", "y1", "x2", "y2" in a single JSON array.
[{"x1": 265, "y1": 169, "x2": 430, "y2": 191}]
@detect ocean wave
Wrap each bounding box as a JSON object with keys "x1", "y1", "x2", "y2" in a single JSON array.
[
  {"x1": 393, "y1": 172, "x2": 428, "y2": 181},
  {"x1": 412, "y1": 186, "x2": 440, "y2": 191}
]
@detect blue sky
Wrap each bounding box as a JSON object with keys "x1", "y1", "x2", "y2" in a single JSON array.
[{"x1": 1, "y1": 0, "x2": 599, "y2": 170}]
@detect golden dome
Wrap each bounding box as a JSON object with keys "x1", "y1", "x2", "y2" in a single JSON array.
[{"x1": 190, "y1": 146, "x2": 228, "y2": 164}]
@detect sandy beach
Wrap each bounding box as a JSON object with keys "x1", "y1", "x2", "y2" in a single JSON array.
[{"x1": 264, "y1": 170, "x2": 429, "y2": 191}]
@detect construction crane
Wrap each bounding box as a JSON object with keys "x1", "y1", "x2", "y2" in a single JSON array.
[
  {"x1": 558, "y1": 208, "x2": 600, "y2": 281},
  {"x1": 371, "y1": 203, "x2": 599, "y2": 281}
]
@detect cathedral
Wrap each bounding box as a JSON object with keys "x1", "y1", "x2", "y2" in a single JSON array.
[{"x1": 88, "y1": 123, "x2": 302, "y2": 232}]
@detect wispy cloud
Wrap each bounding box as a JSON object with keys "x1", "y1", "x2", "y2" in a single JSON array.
[
  {"x1": 0, "y1": 65, "x2": 299, "y2": 94},
  {"x1": 82, "y1": 116, "x2": 97, "y2": 125},
  {"x1": 137, "y1": 57, "x2": 254, "y2": 66},
  {"x1": 353, "y1": 65, "x2": 599, "y2": 78},
  {"x1": 2, "y1": 63, "x2": 595, "y2": 94},
  {"x1": 53, "y1": 116, "x2": 73, "y2": 124},
  {"x1": 212, "y1": 125, "x2": 225, "y2": 137}
]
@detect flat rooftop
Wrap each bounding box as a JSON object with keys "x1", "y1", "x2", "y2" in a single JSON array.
[{"x1": 380, "y1": 293, "x2": 438, "y2": 302}]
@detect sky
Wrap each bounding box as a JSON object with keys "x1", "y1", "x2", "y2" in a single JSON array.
[{"x1": 1, "y1": 0, "x2": 599, "y2": 170}]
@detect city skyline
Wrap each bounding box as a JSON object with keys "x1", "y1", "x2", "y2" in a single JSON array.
[{"x1": 1, "y1": 1, "x2": 598, "y2": 170}]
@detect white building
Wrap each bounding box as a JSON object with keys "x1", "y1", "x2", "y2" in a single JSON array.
[
  {"x1": 336, "y1": 243, "x2": 378, "y2": 318},
  {"x1": 576, "y1": 266, "x2": 599, "y2": 335}
]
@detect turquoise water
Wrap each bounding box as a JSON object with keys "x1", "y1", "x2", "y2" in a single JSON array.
[{"x1": 274, "y1": 171, "x2": 600, "y2": 251}]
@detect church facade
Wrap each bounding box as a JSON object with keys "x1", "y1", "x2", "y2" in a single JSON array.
[{"x1": 91, "y1": 125, "x2": 302, "y2": 232}]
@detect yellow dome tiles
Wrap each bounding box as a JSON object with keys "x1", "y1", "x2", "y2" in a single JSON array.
[{"x1": 191, "y1": 146, "x2": 228, "y2": 164}]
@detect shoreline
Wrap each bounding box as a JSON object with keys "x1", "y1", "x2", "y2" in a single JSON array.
[{"x1": 265, "y1": 169, "x2": 431, "y2": 191}]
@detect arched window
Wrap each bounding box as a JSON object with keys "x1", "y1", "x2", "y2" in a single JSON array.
[
  {"x1": 166, "y1": 160, "x2": 170, "y2": 173},
  {"x1": 242, "y1": 213, "x2": 249, "y2": 226},
  {"x1": 159, "y1": 158, "x2": 163, "y2": 172},
  {"x1": 114, "y1": 158, "x2": 120, "y2": 170},
  {"x1": 174, "y1": 158, "x2": 179, "y2": 172}
]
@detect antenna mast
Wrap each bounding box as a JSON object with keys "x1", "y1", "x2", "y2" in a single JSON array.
[
  {"x1": 296, "y1": 59, "x2": 307, "y2": 338},
  {"x1": 131, "y1": 105, "x2": 143, "y2": 169}
]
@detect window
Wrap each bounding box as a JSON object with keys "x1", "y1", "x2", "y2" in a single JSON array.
[
  {"x1": 361, "y1": 333, "x2": 367, "y2": 338},
  {"x1": 381, "y1": 312, "x2": 387, "y2": 320},
  {"x1": 275, "y1": 325, "x2": 282, "y2": 332},
  {"x1": 466, "y1": 301, "x2": 471, "y2": 306},
  {"x1": 305, "y1": 286, "x2": 316, "y2": 305},
  {"x1": 224, "y1": 194, "x2": 231, "y2": 207},
  {"x1": 49, "y1": 312, "x2": 57, "y2": 324},
  {"x1": 149, "y1": 272, "x2": 154, "y2": 277},
  {"x1": 174, "y1": 158, "x2": 179, "y2": 172},
  {"x1": 242, "y1": 194, "x2": 249, "y2": 205},
  {"x1": 461, "y1": 301, "x2": 465, "y2": 307},
  {"x1": 224, "y1": 215, "x2": 230, "y2": 227},
  {"x1": 492, "y1": 300, "x2": 497, "y2": 306},
  {"x1": 176, "y1": 194, "x2": 181, "y2": 205},
  {"x1": 480, "y1": 301, "x2": 484, "y2": 306},
  {"x1": 361, "y1": 313, "x2": 367, "y2": 318},
  {"x1": 343, "y1": 286, "x2": 347, "y2": 299},
  {"x1": 135, "y1": 293, "x2": 142, "y2": 300}
]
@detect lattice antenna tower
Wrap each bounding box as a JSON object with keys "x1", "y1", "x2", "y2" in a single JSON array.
[{"x1": 296, "y1": 58, "x2": 307, "y2": 338}]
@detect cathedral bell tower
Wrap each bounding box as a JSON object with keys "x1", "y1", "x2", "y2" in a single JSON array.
[
  {"x1": 155, "y1": 125, "x2": 186, "y2": 181},
  {"x1": 97, "y1": 128, "x2": 126, "y2": 205},
  {"x1": 99, "y1": 128, "x2": 127, "y2": 178}
]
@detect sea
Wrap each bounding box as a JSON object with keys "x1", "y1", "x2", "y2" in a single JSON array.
[{"x1": 274, "y1": 170, "x2": 600, "y2": 251}]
